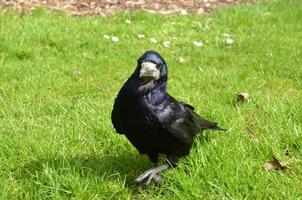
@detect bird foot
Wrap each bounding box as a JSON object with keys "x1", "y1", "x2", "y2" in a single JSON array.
[
  {"x1": 134, "y1": 164, "x2": 169, "y2": 186},
  {"x1": 134, "y1": 168, "x2": 163, "y2": 185}
]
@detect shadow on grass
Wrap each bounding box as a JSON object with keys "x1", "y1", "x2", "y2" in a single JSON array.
[
  {"x1": 17, "y1": 134, "x2": 214, "y2": 190},
  {"x1": 18, "y1": 151, "x2": 151, "y2": 187}
]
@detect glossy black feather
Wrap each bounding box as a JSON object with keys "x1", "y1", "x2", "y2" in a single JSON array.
[{"x1": 111, "y1": 51, "x2": 225, "y2": 165}]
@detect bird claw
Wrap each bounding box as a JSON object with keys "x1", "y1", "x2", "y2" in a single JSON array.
[
  {"x1": 134, "y1": 168, "x2": 163, "y2": 185},
  {"x1": 134, "y1": 164, "x2": 169, "y2": 186}
]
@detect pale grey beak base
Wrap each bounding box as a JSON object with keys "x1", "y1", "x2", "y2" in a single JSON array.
[{"x1": 139, "y1": 62, "x2": 160, "y2": 80}]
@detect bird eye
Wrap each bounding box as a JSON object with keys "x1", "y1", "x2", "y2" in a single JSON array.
[{"x1": 156, "y1": 64, "x2": 161, "y2": 70}]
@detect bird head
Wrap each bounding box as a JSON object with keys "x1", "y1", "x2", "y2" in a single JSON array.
[{"x1": 137, "y1": 51, "x2": 168, "y2": 84}]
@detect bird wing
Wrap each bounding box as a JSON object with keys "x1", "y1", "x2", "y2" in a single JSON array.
[
  {"x1": 156, "y1": 96, "x2": 224, "y2": 144},
  {"x1": 111, "y1": 99, "x2": 125, "y2": 134},
  {"x1": 180, "y1": 102, "x2": 195, "y2": 110}
]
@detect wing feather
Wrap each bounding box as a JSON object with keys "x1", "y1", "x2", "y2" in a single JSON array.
[{"x1": 156, "y1": 96, "x2": 225, "y2": 143}]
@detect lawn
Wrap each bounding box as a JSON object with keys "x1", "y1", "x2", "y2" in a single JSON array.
[{"x1": 0, "y1": 0, "x2": 301, "y2": 199}]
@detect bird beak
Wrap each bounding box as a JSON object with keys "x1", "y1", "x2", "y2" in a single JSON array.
[{"x1": 139, "y1": 62, "x2": 160, "y2": 80}]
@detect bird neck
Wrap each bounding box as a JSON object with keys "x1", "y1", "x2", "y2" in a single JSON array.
[{"x1": 144, "y1": 81, "x2": 167, "y2": 104}]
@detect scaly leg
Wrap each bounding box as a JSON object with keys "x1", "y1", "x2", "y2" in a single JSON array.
[{"x1": 134, "y1": 164, "x2": 170, "y2": 185}]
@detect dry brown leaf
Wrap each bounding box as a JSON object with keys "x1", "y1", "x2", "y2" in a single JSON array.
[
  {"x1": 284, "y1": 146, "x2": 290, "y2": 157},
  {"x1": 246, "y1": 127, "x2": 257, "y2": 138},
  {"x1": 236, "y1": 92, "x2": 249, "y2": 102},
  {"x1": 72, "y1": 68, "x2": 81, "y2": 77},
  {"x1": 263, "y1": 156, "x2": 287, "y2": 171}
]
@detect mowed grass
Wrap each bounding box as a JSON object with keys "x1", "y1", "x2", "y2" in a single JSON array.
[{"x1": 0, "y1": 0, "x2": 302, "y2": 199}]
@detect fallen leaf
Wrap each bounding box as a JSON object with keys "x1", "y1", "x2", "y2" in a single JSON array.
[
  {"x1": 137, "y1": 34, "x2": 145, "y2": 39},
  {"x1": 103, "y1": 34, "x2": 110, "y2": 40},
  {"x1": 197, "y1": 8, "x2": 205, "y2": 14},
  {"x1": 226, "y1": 38, "x2": 234, "y2": 45},
  {"x1": 197, "y1": 66, "x2": 204, "y2": 72},
  {"x1": 205, "y1": 3, "x2": 211, "y2": 7},
  {"x1": 285, "y1": 146, "x2": 290, "y2": 156},
  {"x1": 263, "y1": 156, "x2": 287, "y2": 171},
  {"x1": 111, "y1": 36, "x2": 119, "y2": 42},
  {"x1": 236, "y1": 92, "x2": 249, "y2": 102},
  {"x1": 246, "y1": 127, "x2": 257, "y2": 138},
  {"x1": 163, "y1": 41, "x2": 170, "y2": 48},
  {"x1": 193, "y1": 41, "x2": 203, "y2": 47},
  {"x1": 150, "y1": 38, "x2": 158, "y2": 43},
  {"x1": 180, "y1": 9, "x2": 187, "y2": 15},
  {"x1": 263, "y1": 12, "x2": 272, "y2": 16},
  {"x1": 178, "y1": 56, "x2": 185, "y2": 63},
  {"x1": 72, "y1": 68, "x2": 81, "y2": 77}
]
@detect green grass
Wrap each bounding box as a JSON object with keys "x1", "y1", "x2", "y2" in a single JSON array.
[{"x1": 0, "y1": 0, "x2": 302, "y2": 199}]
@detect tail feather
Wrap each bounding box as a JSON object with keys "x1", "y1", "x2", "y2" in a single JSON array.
[
  {"x1": 209, "y1": 122, "x2": 227, "y2": 131},
  {"x1": 194, "y1": 114, "x2": 227, "y2": 131},
  {"x1": 186, "y1": 106, "x2": 227, "y2": 132}
]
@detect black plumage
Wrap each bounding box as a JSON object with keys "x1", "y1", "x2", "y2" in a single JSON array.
[{"x1": 111, "y1": 51, "x2": 225, "y2": 185}]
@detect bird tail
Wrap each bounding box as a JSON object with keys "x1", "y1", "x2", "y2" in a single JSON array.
[
  {"x1": 193, "y1": 113, "x2": 227, "y2": 131},
  {"x1": 208, "y1": 122, "x2": 227, "y2": 131}
]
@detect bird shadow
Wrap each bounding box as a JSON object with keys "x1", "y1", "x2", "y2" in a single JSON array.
[
  {"x1": 18, "y1": 151, "x2": 152, "y2": 188},
  {"x1": 17, "y1": 134, "x2": 218, "y2": 192}
]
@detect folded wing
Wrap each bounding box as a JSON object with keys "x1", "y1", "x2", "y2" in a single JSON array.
[{"x1": 157, "y1": 95, "x2": 225, "y2": 144}]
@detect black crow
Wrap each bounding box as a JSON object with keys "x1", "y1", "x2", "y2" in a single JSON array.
[{"x1": 111, "y1": 51, "x2": 225, "y2": 185}]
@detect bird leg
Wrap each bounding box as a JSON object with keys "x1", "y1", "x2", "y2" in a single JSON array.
[{"x1": 134, "y1": 164, "x2": 170, "y2": 185}]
